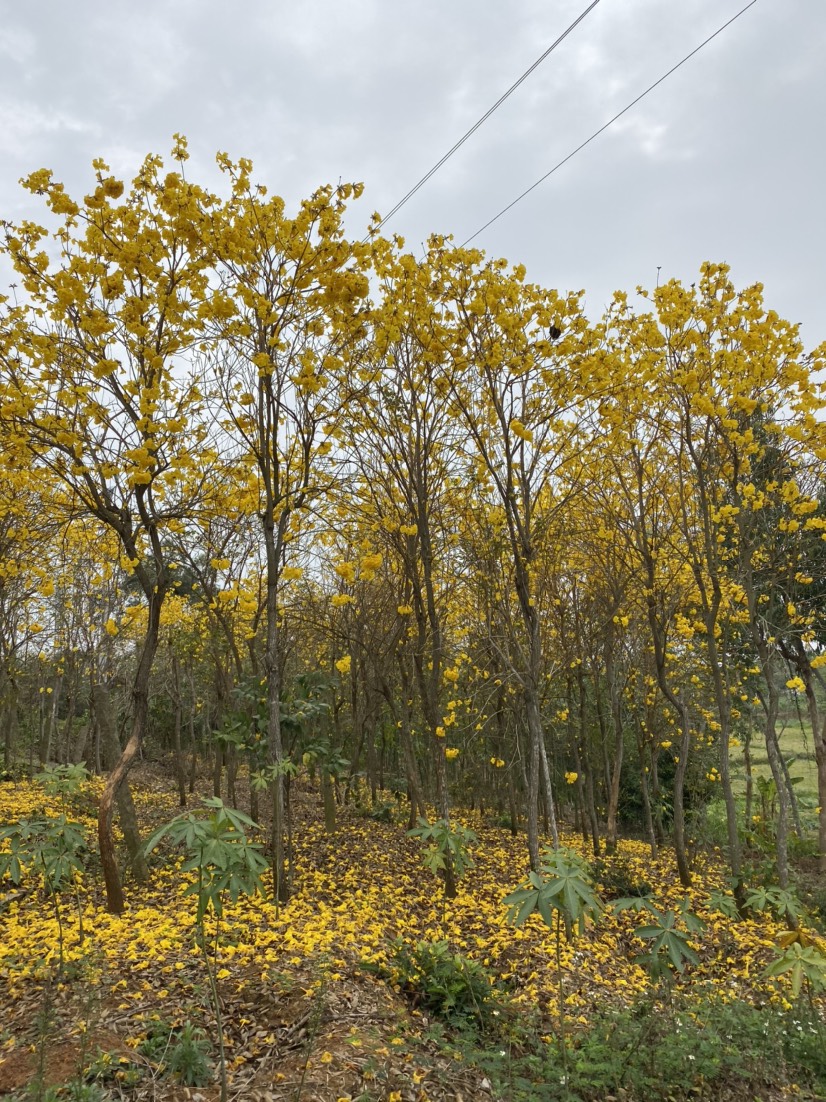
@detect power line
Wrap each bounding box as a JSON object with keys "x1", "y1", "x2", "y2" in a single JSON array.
[
  {"x1": 461, "y1": 0, "x2": 759, "y2": 247},
  {"x1": 371, "y1": 0, "x2": 603, "y2": 236}
]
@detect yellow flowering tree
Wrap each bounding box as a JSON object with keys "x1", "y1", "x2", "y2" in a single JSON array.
[
  {"x1": 204, "y1": 156, "x2": 370, "y2": 899},
  {"x1": 0, "y1": 138, "x2": 220, "y2": 911},
  {"x1": 347, "y1": 240, "x2": 465, "y2": 893},
  {"x1": 444, "y1": 245, "x2": 592, "y2": 869}
]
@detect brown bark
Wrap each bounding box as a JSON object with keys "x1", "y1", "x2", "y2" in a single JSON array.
[
  {"x1": 321, "y1": 769, "x2": 336, "y2": 833},
  {"x1": 1, "y1": 670, "x2": 18, "y2": 771},
  {"x1": 537, "y1": 725, "x2": 559, "y2": 849},
  {"x1": 604, "y1": 647, "x2": 625, "y2": 854},
  {"x1": 524, "y1": 689, "x2": 543, "y2": 871},
  {"x1": 574, "y1": 671, "x2": 601, "y2": 856},
  {"x1": 263, "y1": 517, "x2": 288, "y2": 904},
  {"x1": 799, "y1": 608, "x2": 826, "y2": 869},
  {"x1": 97, "y1": 590, "x2": 162, "y2": 913},
  {"x1": 636, "y1": 729, "x2": 658, "y2": 858},
  {"x1": 170, "y1": 653, "x2": 187, "y2": 807},
  {"x1": 94, "y1": 683, "x2": 149, "y2": 885}
]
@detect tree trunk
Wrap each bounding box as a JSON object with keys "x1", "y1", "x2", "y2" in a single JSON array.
[
  {"x1": 94, "y1": 683, "x2": 149, "y2": 886},
  {"x1": 538, "y1": 730, "x2": 559, "y2": 848},
  {"x1": 763, "y1": 700, "x2": 791, "y2": 889},
  {"x1": 39, "y1": 677, "x2": 62, "y2": 766},
  {"x1": 170, "y1": 653, "x2": 187, "y2": 807},
  {"x1": 188, "y1": 663, "x2": 198, "y2": 795},
  {"x1": 573, "y1": 671, "x2": 601, "y2": 857},
  {"x1": 399, "y1": 721, "x2": 425, "y2": 828},
  {"x1": 743, "y1": 720, "x2": 754, "y2": 826},
  {"x1": 637, "y1": 731, "x2": 658, "y2": 858},
  {"x1": 524, "y1": 691, "x2": 543, "y2": 871},
  {"x1": 321, "y1": 769, "x2": 336, "y2": 834},
  {"x1": 672, "y1": 706, "x2": 693, "y2": 887},
  {"x1": 704, "y1": 626, "x2": 743, "y2": 898},
  {"x1": 507, "y1": 766, "x2": 519, "y2": 836},
  {"x1": 605, "y1": 704, "x2": 624, "y2": 853},
  {"x1": 97, "y1": 595, "x2": 162, "y2": 913},
  {"x1": 1, "y1": 671, "x2": 18, "y2": 771},
  {"x1": 263, "y1": 520, "x2": 288, "y2": 903}
]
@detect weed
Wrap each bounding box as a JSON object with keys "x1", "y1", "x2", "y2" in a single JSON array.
[
  {"x1": 456, "y1": 994, "x2": 826, "y2": 1100},
  {"x1": 358, "y1": 800, "x2": 395, "y2": 823},
  {"x1": 84, "y1": 1049, "x2": 141, "y2": 1089},
  {"x1": 591, "y1": 854, "x2": 652, "y2": 900},
  {"x1": 137, "y1": 1018, "x2": 212, "y2": 1086},
  {"x1": 370, "y1": 939, "x2": 502, "y2": 1030},
  {"x1": 165, "y1": 1022, "x2": 212, "y2": 1087}
]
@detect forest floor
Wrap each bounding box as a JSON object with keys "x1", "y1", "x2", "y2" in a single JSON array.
[{"x1": 0, "y1": 764, "x2": 824, "y2": 1102}]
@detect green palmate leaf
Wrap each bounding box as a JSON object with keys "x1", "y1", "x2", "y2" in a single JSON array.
[
  {"x1": 34, "y1": 762, "x2": 90, "y2": 798},
  {"x1": 0, "y1": 815, "x2": 88, "y2": 894},
  {"x1": 669, "y1": 934, "x2": 699, "y2": 971},
  {"x1": 423, "y1": 847, "x2": 446, "y2": 874},
  {"x1": 683, "y1": 911, "x2": 707, "y2": 935},
  {"x1": 407, "y1": 818, "x2": 476, "y2": 888},
  {"x1": 504, "y1": 846, "x2": 603, "y2": 938},
  {"x1": 611, "y1": 896, "x2": 656, "y2": 915},
  {"x1": 746, "y1": 885, "x2": 803, "y2": 925},
  {"x1": 706, "y1": 889, "x2": 740, "y2": 920},
  {"x1": 502, "y1": 887, "x2": 534, "y2": 907},
  {"x1": 143, "y1": 799, "x2": 266, "y2": 926},
  {"x1": 630, "y1": 901, "x2": 702, "y2": 979},
  {"x1": 512, "y1": 892, "x2": 540, "y2": 928},
  {"x1": 634, "y1": 925, "x2": 663, "y2": 940},
  {"x1": 764, "y1": 942, "x2": 826, "y2": 999},
  {"x1": 792, "y1": 964, "x2": 803, "y2": 998},
  {"x1": 536, "y1": 893, "x2": 555, "y2": 930}
]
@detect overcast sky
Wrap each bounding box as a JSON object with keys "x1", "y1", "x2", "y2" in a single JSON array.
[{"x1": 1, "y1": 1, "x2": 823, "y2": 346}]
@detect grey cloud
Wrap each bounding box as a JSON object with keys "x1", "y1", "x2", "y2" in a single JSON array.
[{"x1": 0, "y1": 0, "x2": 823, "y2": 344}]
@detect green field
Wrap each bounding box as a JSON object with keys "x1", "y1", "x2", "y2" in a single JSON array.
[{"x1": 729, "y1": 711, "x2": 820, "y2": 807}]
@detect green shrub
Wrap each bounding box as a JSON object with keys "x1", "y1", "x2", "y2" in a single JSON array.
[
  {"x1": 802, "y1": 883, "x2": 826, "y2": 931},
  {"x1": 461, "y1": 994, "x2": 826, "y2": 1101},
  {"x1": 371, "y1": 939, "x2": 502, "y2": 1030},
  {"x1": 407, "y1": 817, "x2": 477, "y2": 884},
  {"x1": 137, "y1": 1017, "x2": 175, "y2": 1063},
  {"x1": 591, "y1": 854, "x2": 651, "y2": 900},
  {"x1": 84, "y1": 1049, "x2": 141, "y2": 1089},
  {"x1": 358, "y1": 800, "x2": 396, "y2": 823},
  {"x1": 165, "y1": 1022, "x2": 212, "y2": 1087},
  {"x1": 137, "y1": 1018, "x2": 211, "y2": 1085},
  {"x1": 11, "y1": 1082, "x2": 104, "y2": 1102},
  {"x1": 62, "y1": 1084, "x2": 104, "y2": 1102},
  {"x1": 488, "y1": 811, "x2": 519, "y2": 831}
]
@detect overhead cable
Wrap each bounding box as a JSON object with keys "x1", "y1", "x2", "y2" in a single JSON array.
[
  {"x1": 461, "y1": 0, "x2": 759, "y2": 246},
  {"x1": 371, "y1": 0, "x2": 603, "y2": 235}
]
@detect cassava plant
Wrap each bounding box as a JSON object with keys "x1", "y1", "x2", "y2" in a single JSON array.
[
  {"x1": 504, "y1": 846, "x2": 603, "y2": 1091},
  {"x1": 143, "y1": 797, "x2": 267, "y2": 1102}
]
